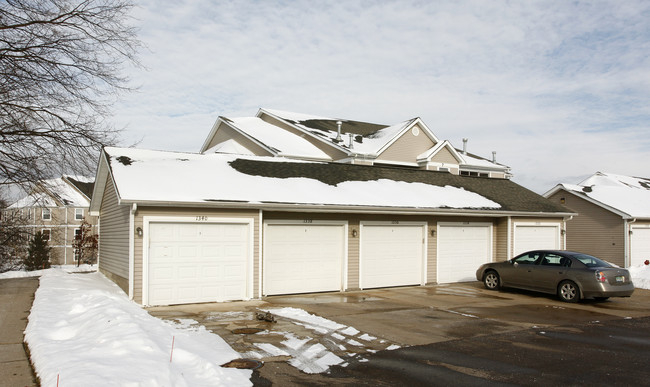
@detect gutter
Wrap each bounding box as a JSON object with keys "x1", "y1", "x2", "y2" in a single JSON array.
[
  {"x1": 115, "y1": 198, "x2": 575, "y2": 218},
  {"x1": 128, "y1": 203, "x2": 137, "y2": 300}
]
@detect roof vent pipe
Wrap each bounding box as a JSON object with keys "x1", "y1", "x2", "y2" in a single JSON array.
[
  {"x1": 334, "y1": 121, "x2": 343, "y2": 143},
  {"x1": 492, "y1": 151, "x2": 497, "y2": 163},
  {"x1": 348, "y1": 133, "x2": 354, "y2": 149},
  {"x1": 462, "y1": 138, "x2": 468, "y2": 155}
]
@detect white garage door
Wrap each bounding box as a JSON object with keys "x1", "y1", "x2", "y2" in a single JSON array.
[
  {"x1": 514, "y1": 224, "x2": 560, "y2": 256},
  {"x1": 437, "y1": 223, "x2": 491, "y2": 283},
  {"x1": 360, "y1": 224, "x2": 425, "y2": 289},
  {"x1": 147, "y1": 222, "x2": 250, "y2": 306},
  {"x1": 264, "y1": 222, "x2": 345, "y2": 295},
  {"x1": 631, "y1": 227, "x2": 650, "y2": 267}
]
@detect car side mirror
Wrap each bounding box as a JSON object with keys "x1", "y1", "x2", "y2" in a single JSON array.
[{"x1": 512, "y1": 261, "x2": 518, "y2": 267}]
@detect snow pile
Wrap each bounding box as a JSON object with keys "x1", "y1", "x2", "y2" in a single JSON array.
[
  {"x1": 629, "y1": 264, "x2": 650, "y2": 290},
  {"x1": 24, "y1": 269, "x2": 251, "y2": 386}
]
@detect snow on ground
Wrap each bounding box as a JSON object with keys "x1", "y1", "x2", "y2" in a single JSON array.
[
  {"x1": 629, "y1": 264, "x2": 650, "y2": 289},
  {"x1": 0, "y1": 264, "x2": 96, "y2": 279},
  {"x1": 23, "y1": 269, "x2": 251, "y2": 386}
]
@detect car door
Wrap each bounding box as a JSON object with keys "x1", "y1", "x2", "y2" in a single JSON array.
[
  {"x1": 530, "y1": 253, "x2": 570, "y2": 293},
  {"x1": 504, "y1": 252, "x2": 543, "y2": 288}
]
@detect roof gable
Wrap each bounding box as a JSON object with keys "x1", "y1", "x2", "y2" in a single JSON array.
[
  {"x1": 258, "y1": 109, "x2": 439, "y2": 157},
  {"x1": 10, "y1": 176, "x2": 92, "y2": 208},
  {"x1": 544, "y1": 172, "x2": 650, "y2": 218}
]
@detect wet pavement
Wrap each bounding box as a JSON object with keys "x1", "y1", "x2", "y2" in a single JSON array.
[{"x1": 146, "y1": 283, "x2": 650, "y2": 385}]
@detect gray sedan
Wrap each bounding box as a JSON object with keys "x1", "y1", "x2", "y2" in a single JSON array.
[{"x1": 476, "y1": 250, "x2": 635, "y2": 302}]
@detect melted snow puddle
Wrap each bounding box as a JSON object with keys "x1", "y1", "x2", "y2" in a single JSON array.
[{"x1": 241, "y1": 307, "x2": 402, "y2": 374}]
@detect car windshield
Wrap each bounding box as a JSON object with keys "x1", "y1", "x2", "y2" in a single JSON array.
[{"x1": 572, "y1": 254, "x2": 612, "y2": 268}]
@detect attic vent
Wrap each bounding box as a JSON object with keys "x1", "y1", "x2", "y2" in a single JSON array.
[
  {"x1": 582, "y1": 186, "x2": 593, "y2": 193},
  {"x1": 334, "y1": 121, "x2": 343, "y2": 143},
  {"x1": 640, "y1": 181, "x2": 650, "y2": 189}
]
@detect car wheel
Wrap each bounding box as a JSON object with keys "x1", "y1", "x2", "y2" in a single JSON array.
[
  {"x1": 483, "y1": 271, "x2": 500, "y2": 290},
  {"x1": 558, "y1": 280, "x2": 580, "y2": 303}
]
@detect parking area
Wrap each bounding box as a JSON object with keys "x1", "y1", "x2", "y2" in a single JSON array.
[{"x1": 147, "y1": 282, "x2": 650, "y2": 383}]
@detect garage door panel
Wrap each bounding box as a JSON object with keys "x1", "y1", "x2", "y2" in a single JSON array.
[
  {"x1": 631, "y1": 228, "x2": 650, "y2": 267},
  {"x1": 438, "y1": 225, "x2": 491, "y2": 284},
  {"x1": 514, "y1": 225, "x2": 559, "y2": 256},
  {"x1": 264, "y1": 224, "x2": 344, "y2": 295},
  {"x1": 148, "y1": 222, "x2": 250, "y2": 305},
  {"x1": 361, "y1": 225, "x2": 424, "y2": 289}
]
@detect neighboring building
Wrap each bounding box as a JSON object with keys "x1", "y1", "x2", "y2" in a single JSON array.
[
  {"x1": 544, "y1": 172, "x2": 650, "y2": 268},
  {"x1": 6, "y1": 176, "x2": 97, "y2": 265},
  {"x1": 90, "y1": 109, "x2": 572, "y2": 306}
]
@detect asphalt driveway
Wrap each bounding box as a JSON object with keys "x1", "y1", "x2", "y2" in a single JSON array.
[{"x1": 147, "y1": 282, "x2": 650, "y2": 385}]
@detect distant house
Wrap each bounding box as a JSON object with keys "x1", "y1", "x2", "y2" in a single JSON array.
[
  {"x1": 544, "y1": 172, "x2": 650, "y2": 267},
  {"x1": 90, "y1": 108, "x2": 571, "y2": 306},
  {"x1": 6, "y1": 176, "x2": 97, "y2": 265}
]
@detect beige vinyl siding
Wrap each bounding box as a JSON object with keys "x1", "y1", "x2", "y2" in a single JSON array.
[
  {"x1": 259, "y1": 113, "x2": 348, "y2": 160},
  {"x1": 204, "y1": 123, "x2": 274, "y2": 156},
  {"x1": 495, "y1": 218, "x2": 508, "y2": 261},
  {"x1": 430, "y1": 147, "x2": 459, "y2": 165},
  {"x1": 547, "y1": 191, "x2": 625, "y2": 266},
  {"x1": 347, "y1": 219, "x2": 360, "y2": 290},
  {"x1": 97, "y1": 177, "x2": 130, "y2": 293},
  {"x1": 376, "y1": 124, "x2": 435, "y2": 164},
  {"x1": 133, "y1": 207, "x2": 260, "y2": 304}
]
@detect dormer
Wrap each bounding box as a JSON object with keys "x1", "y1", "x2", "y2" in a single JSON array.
[{"x1": 417, "y1": 140, "x2": 464, "y2": 173}]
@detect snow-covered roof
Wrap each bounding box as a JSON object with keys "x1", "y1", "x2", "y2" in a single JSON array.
[
  {"x1": 9, "y1": 176, "x2": 92, "y2": 208},
  {"x1": 217, "y1": 116, "x2": 332, "y2": 160},
  {"x1": 96, "y1": 147, "x2": 568, "y2": 215},
  {"x1": 546, "y1": 172, "x2": 650, "y2": 218},
  {"x1": 260, "y1": 108, "x2": 426, "y2": 156}
]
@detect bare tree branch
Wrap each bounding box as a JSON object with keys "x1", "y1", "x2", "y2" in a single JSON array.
[{"x1": 0, "y1": 0, "x2": 141, "y2": 189}]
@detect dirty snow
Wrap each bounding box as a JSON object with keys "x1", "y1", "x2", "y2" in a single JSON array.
[
  {"x1": 252, "y1": 307, "x2": 395, "y2": 374},
  {"x1": 22, "y1": 269, "x2": 251, "y2": 386}
]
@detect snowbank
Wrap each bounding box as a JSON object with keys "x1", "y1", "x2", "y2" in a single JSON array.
[
  {"x1": 24, "y1": 269, "x2": 251, "y2": 386},
  {"x1": 629, "y1": 264, "x2": 650, "y2": 290}
]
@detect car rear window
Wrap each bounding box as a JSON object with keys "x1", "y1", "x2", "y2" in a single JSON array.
[{"x1": 572, "y1": 254, "x2": 612, "y2": 268}]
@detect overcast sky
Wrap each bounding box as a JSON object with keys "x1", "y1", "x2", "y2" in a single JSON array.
[{"x1": 113, "y1": 0, "x2": 650, "y2": 194}]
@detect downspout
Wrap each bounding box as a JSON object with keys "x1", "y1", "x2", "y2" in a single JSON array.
[
  {"x1": 258, "y1": 209, "x2": 263, "y2": 299},
  {"x1": 625, "y1": 218, "x2": 636, "y2": 267},
  {"x1": 129, "y1": 203, "x2": 137, "y2": 300},
  {"x1": 506, "y1": 216, "x2": 512, "y2": 259},
  {"x1": 64, "y1": 206, "x2": 68, "y2": 264},
  {"x1": 563, "y1": 215, "x2": 573, "y2": 250}
]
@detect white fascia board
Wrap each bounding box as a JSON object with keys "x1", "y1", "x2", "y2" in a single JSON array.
[
  {"x1": 257, "y1": 108, "x2": 350, "y2": 155},
  {"x1": 199, "y1": 117, "x2": 223, "y2": 153},
  {"x1": 89, "y1": 151, "x2": 110, "y2": 215},
  {"x1": 459, "y1": 164, "x2": 509, "y2": 173},
  {"x1": 373, "y1": 118, "x2": 418, "y2": 157}
]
